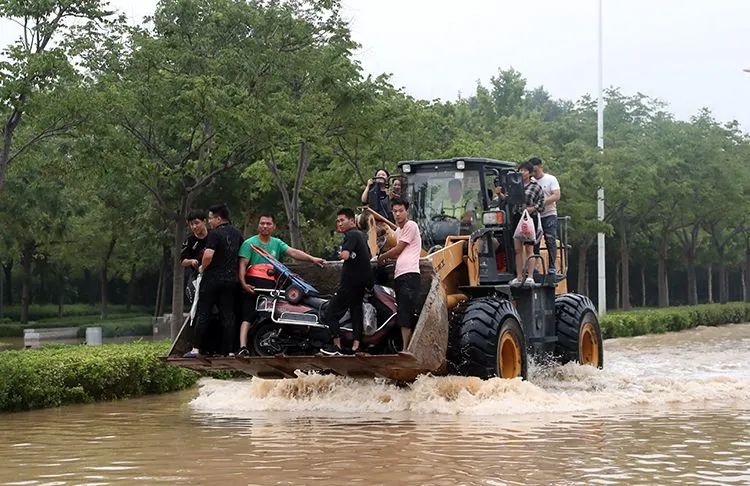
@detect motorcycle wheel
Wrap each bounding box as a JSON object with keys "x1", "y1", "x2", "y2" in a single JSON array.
[{"x1": 252, "y1": 320, "x2": 284, "y2": 356}]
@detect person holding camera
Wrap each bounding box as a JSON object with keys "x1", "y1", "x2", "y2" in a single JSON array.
[{"x1": 360, "y1": 169, "x2": 393, "y2": 222}]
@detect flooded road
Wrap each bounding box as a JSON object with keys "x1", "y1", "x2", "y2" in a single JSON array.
[{"x1": 2, "y1": 323, "x2": 750, "y2": 485}]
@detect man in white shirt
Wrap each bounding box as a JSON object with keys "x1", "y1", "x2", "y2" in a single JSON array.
[{"x1": 530, "y1": 157, "x2": 560, "y2": 276}]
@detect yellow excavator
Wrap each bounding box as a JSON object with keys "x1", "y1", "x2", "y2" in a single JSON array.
[{"x1": 165, "y1": 157, "x2": 603, "y2": 381}]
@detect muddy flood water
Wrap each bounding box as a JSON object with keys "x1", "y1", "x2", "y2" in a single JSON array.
[{"x1": 2, "y1": 323, "x2": 750, "y2": 485}]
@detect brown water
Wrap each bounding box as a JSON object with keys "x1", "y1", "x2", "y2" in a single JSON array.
[{"x1": 2, "y1": 324, "x2": 750, "y2": 485}]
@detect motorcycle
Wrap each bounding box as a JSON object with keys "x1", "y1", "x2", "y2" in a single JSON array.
[{"x1": 247, "y1": 244, "x2": 402, "y2": 356}]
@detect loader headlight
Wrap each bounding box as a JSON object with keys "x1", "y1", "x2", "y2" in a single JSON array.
[
  {"x1": 482, "y1": 210, "x2": 505, "y2": 226},
  {"x1": 402, "y1": 164, "x2": 411, "y2": 173},
  {"x1": 456, "y1": 160, "x2": 465, "y2": 170}
]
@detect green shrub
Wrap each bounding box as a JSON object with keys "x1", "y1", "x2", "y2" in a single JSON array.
[
  {"x1": 0, "y1": 316, "x2": 153, "y2": 340},
  {"x1": 75, "y1": 317, "x2": 153, "y2": 338},
  {"x1": 0, "y1": 324, "x2": 23, "y2": 338},
  {"x1": 0, "y1": 304, "x2": 149, "y2": 322},
  {"x1": 0, "y1": 341, "x2": 198, "y2": 412},
  {"x1": 601, "y1": 302, "x2": 750, "y2": 339}
]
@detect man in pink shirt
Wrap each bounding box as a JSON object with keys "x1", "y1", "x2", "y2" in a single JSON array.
[{"x1": 377, "y1": 198, "x2": 422, "y2": 351}]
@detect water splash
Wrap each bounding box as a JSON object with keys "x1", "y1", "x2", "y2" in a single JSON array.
[{"x1": 190, "y1": 323, "x2": 750, "y2": 416}]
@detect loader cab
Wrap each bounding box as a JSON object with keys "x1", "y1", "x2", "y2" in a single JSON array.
[
  {"x1": 397, "y1": 157, "x2": 567, "y2": 287},
  {"x1": 399, "y1": 158, "x2": 511, "y2": 247},
  {"x1": 398, "y1": 158, "x2": 515, "y2": 281}
]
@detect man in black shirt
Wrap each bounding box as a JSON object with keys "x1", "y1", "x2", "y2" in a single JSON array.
[
  {"x1": 184, "y1": 204, "x2": 243, "y2": 357},
  {"x1": 180, "y1": 209, "x2": 209, "y2": 304},
  {"x1": 320, "y1": 208, "x2": 374, "y2": 355}
]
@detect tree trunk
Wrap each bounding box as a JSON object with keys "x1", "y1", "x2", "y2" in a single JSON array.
[
  {"x1": 1, "y1": 103, "x2": 24, "y2": 192},
  {"x1": 619, "y1": 232, "x2": 631, "y2": 310},
  {"x1": 745, "y1": 238, "x2": 750, "y2": 303},
  {"x1": 100, "y1": 236, "x2": 117, "y2": 319},
  {"x1": 742, "y1": 270, "x2": 747, "y2": 304},
  {"x1": 154, "y1": 249, "x2": 166, "y2": 319},
  {"x1": 576, "y1": 243, "x2": 589, "y2": 296},
  {"x1": 707, "y1": 264, "x2": 713, "y2": 304},
  {"x1": 0, "y1": 265, "x2": 3, "y2": 319},
  {"x1": 266, "y1": 143, "x2": 312, "y2": 250},
  {"x1": 126, "y1": 264, "x2": 137, "y2": 312},
  {"x1": 2, "y1": 260, "x2": 12, "y2": 305},
  {"x1": 719, "y1": 264, "x2": 728, "y2": 304},
  {"x1": 614, "y1": 261, "x2": 621, "y2": 310},
  {"x1": 99, "y1": 267, "x2": 109, "y2": 319},
  {"x1": 686, "y1": 257, "x2": 698, "y2": 306},
  {"x1": 57, "y1": 270, "x2": 65, "y2": 319},
  {"x1": 20, "y1": 242, "x2": 35, "y2": 324},
  {"x1": 657, "y1": 252, "x2": 668, "y2": 308},
  {"x1": 171, "y1": 218, "x2": 186, "y2": 339},
  {"x1": 641, "y1": 265, "x2": 646, "y2": 308}
]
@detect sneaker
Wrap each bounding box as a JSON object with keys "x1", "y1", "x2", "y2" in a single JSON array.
[
  {"x1": 319, "y1": 344, "x2": 343, "y2": 356},
  {"x1": 227, "y1": 353, "x2": 236, "y2": 358},
  {"x1": 237, "y1": 346, "x2": 250, "y2": 357},
  {"x1": 548, "y1": 267, "x2": 557, "y2": 276},
  {"x1": 524, "y1": 277, "x2": 535, "y2": 287},
  {"x1": 509, "y1": 278, "x2": 522, "y2": 287},
  {"x1": 182, "y1": 348, "x2": 200, "y2": 358}
]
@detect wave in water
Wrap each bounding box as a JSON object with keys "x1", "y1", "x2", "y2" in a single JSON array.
[{"x1": 190, "y1": 324, "x2": 750, "y2": 416}]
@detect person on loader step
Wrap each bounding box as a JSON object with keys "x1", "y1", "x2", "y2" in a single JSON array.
[
  {"x1": 320, "y1": 208, "x2": 374, "y2": 356},
  {"x1": 236, "y1": 214, "x2": 325, "y2": 357},
  {"x1": 510, "y1": 161, "x2": 545, "y2": 287},
  {"x1": 377, "y1": 197, "x2": 422, "y2": 351}
]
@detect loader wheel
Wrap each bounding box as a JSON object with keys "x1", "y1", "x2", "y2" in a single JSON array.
[
  {"x1": 554, "y1": 293, "x2": 603, "y2": 368},
  {"x1": 448, "y1": 297, "x2": 528, "y2": 380}
]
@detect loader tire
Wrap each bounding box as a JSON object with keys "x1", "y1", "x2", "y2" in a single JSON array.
[
  {"x1": 554, "y1": 293, "x2": 603, "y2": 368},
  {"x1": 448, "y1": 297, "x2": 528, "y2": 380}
]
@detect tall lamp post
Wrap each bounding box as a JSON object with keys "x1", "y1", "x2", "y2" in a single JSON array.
[{"x1": 597, "y1": 0, "x2": 607, "y2": 316}]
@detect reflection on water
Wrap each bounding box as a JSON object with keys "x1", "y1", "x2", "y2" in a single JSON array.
[{"x1": 1, "y1": 324, "x2": 750, "y2": 485}]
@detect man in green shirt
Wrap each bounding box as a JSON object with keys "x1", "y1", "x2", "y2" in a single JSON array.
[{"x1": 237, "y1": 214, "x2": 325, "y2": 356}]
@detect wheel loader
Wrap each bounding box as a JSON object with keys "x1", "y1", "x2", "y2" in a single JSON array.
[{"x1": 165, "y1": 157, "x2": 603, "y2": 381}]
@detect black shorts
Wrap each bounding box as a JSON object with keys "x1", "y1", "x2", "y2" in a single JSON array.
[
  {"x1": 395, "y1": 273, "x2": 421, "y2": 329},
  {"x1": 241, "y1": 276, "x2": 276, "y2": 324}
]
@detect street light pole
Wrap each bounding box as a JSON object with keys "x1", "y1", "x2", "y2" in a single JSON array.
[{"x1": 597, "y1": 0, "x2": 607, "y2": 316}]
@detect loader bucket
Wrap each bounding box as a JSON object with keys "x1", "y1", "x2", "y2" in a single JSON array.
[{"x1": 164, "y1": 260, "x2": 449, "y2": 382}]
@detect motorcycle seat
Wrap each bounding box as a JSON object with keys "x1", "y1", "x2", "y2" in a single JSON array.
[{"x1": 302, "y1": 295, "x2": 328, "y2": 310}]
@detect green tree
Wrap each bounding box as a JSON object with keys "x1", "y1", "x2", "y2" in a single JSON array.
[{"x1": 0, "y1": 0, "x2": 112, "y2": 190}]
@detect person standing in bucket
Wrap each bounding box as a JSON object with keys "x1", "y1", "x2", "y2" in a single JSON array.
[
  {"x1": 236, "y1": 214, "x2": 325, "y2": 357},
  {"x1": 180, "y1": 209, "x2": 209, "y2": 305},
  {"x1": 377, "y1": 197, "x2": 422, "y2": 351},
  {"x1": 530, "y1": 157, "x2": 561, "y2": 276},
  {"x1": 320, "y1": 208, "x2": 374, "y2": 356},
  {"x1": 183, "y1": 204, "x2": 243, "y2": 358}
]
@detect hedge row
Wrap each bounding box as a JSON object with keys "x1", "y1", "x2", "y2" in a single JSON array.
[
  {"x1": 0, "y1": 341, "x2": 198, "y2": 412},
  {"x1": 600, "y1": 302, "x2": 750, "y2": 339},
  {"x1": 0, "y1": 316, "x2": 153, "y2": 338},
  {"x1": 0, "y1": 304, "x2": 149, "y2": 322}
]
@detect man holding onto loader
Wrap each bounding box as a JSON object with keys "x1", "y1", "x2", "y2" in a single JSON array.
[{"x1": 377, "y1": 197, "x2": 422, "y2": 351}]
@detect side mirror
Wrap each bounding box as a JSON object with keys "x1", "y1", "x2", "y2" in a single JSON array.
[{"x1": 504, "y1": 172, "x2": 525, "y2": 205}]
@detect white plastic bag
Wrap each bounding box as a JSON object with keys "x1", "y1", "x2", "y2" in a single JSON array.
[{"x1": 513, "y1": 209, "x2": 536, "y2": 243}]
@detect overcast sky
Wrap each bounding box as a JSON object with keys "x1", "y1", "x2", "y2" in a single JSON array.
[{"x1": 2, "y1": 0, "x2": 749, "y2": 130}]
